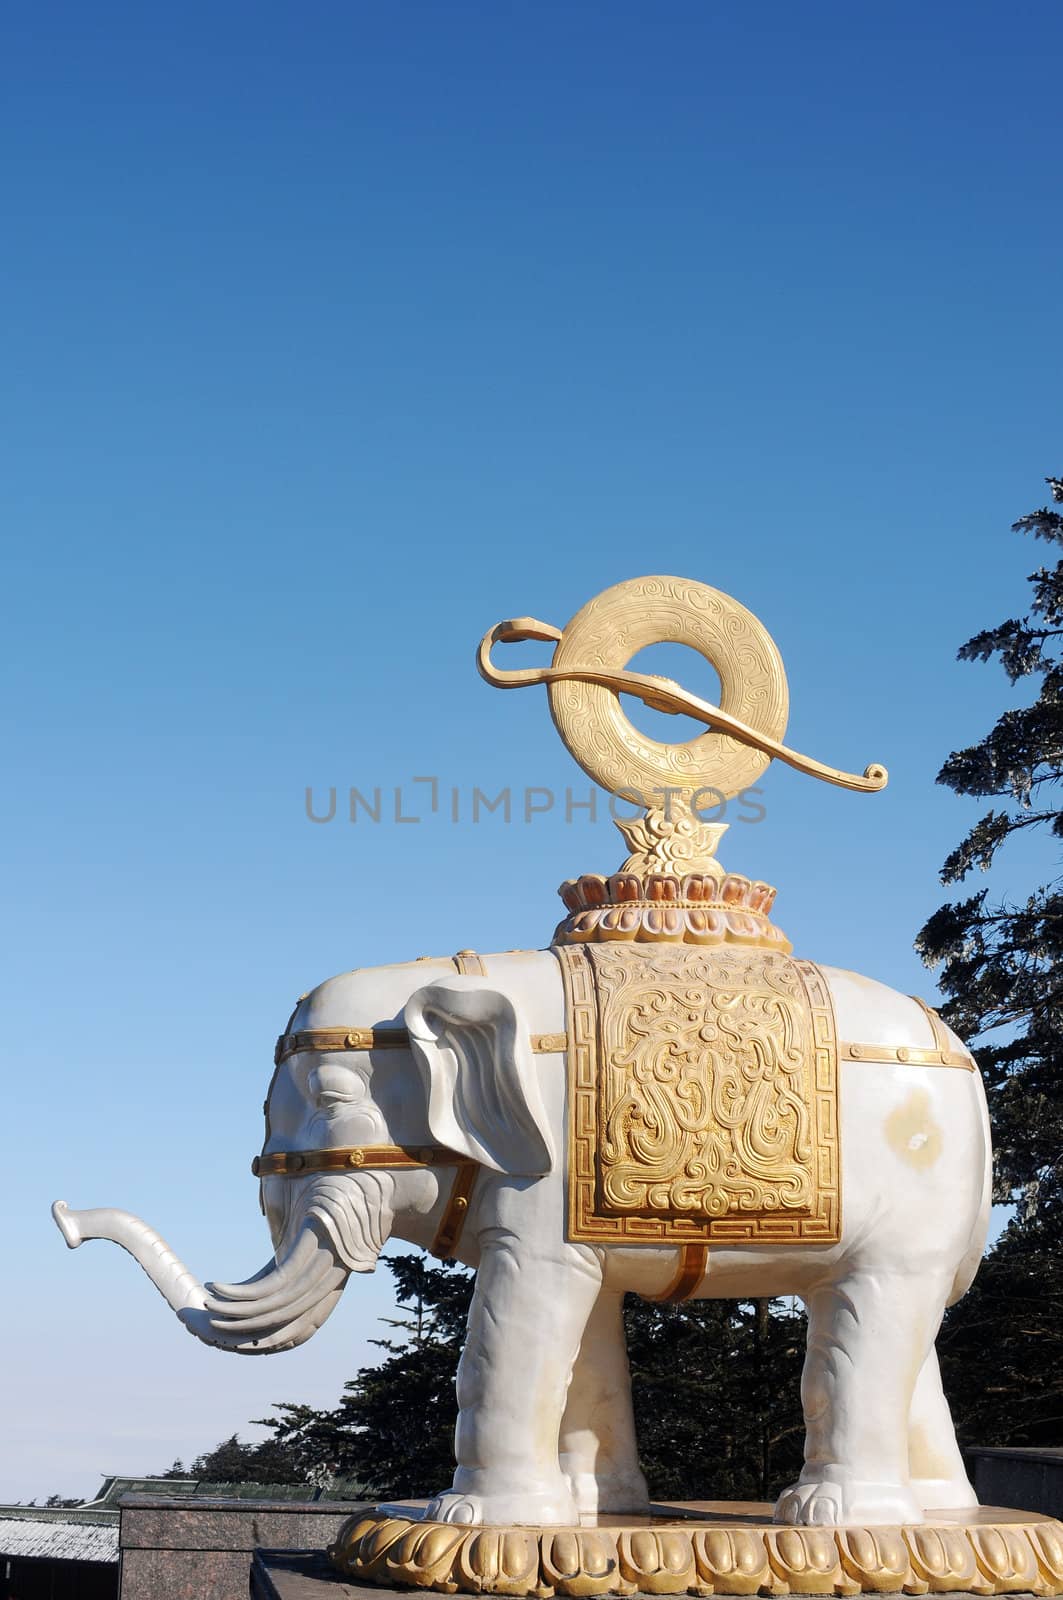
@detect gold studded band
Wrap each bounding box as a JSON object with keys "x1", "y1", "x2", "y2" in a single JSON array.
[
  {"x1": 275, "y1": 1023, "x2": 968, "y2": 1070},
  {"x1": 841, "y1": 997, "x2": 973, "y2": 1071},
  {"x1": 840, "y1": 1041, "x2": 973, "y2": 1069},
  {"x1": 252, "y1": 1144, "x2": 467, "y2": 1178},
  {"x1": 274, "y1": 1028, "x2": 568, "y2": 1066},
  {"x1": 275, "y1": 1029, "x2": 407, "y2": 1065},
  {"x1": 253, "y1": 1144, "x2": 480, "y2": 1261}
]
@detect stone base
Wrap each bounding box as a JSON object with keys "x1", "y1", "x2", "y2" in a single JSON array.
[
  {"x1": 117, "y1": 1493, "x2": 369, "y2": 1600},
  {"x1": 328, "y1": 1502, "x2": 1063, "y2": 1596}
]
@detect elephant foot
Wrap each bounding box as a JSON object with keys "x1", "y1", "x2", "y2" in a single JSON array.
[
  {"x1": 911, "y1": 1474, "x2": 978, "y2": 1512},
  {"x1": 566, "y1": 1467, "x2": 651, "y2": 1517},
  {"x1": 426, "y1": 1478, "x2": 581, "y2": 1527},
  {"x1": 774, "y1": 1474, "x2": 923, "y2": 1526}
]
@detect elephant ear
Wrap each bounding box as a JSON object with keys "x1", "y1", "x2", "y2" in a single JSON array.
[{"x1": 404, "y1": 978, "x2": 555, "y2": 1176}]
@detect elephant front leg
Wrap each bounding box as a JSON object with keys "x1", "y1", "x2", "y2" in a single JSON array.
[
  {"x1": 426, "y1": 1236, "x2": 602, "y2": 1527},
  {"x1": 775, "y1": 1271, "x2": 950, "y2": 1527},
  {"x1": 559, "y1": 1289, "x2": 650, "y2": 1516}
]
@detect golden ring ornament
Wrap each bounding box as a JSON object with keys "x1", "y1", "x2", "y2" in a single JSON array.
[{"x1": 478, "y1": 574, "x2": 887, "y2": 801}]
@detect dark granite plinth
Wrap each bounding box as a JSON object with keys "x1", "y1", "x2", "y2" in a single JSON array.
[
  {"x1": 118, "y1": 1494, "x2": 369, "y2": 1600},
  {"x1": 966, "y1": 1447, "x2": 1063, "y2": 1519},
  {"x1": 251, "y1": 1549, "x2": 384, "y2": 1599}
]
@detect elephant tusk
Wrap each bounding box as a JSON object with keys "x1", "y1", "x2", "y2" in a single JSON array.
[
  {"x1": 206, "y1": 1226, "x2": 322, "y2": 1302},
  {"x1": 204, "y1": 1243, "x2": 340, "y2": 1322},
  {"x1": 204, "y1": 1285, "x2": 347, "y2": 1355},
  {"x1": 198, "y1": 1259, "x2": 277, "y2": 1294},
  {"x1": 206, "y1": 1262, "x2": 348, "y2": 1338},
  {"x1": 477, "y1": 616, "x2": 887, "y2": 794},
  {"x1": 209, "y1": 1260, "x2": 350, "y2": 1337}
]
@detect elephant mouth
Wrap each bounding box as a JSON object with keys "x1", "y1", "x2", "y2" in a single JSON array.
[{"x1": 185, "y1": 1170, "x2": 396, "y2": 1354}]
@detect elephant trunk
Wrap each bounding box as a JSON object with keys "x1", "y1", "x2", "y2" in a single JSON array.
[
  {"x1": 52, "y1": 1200, "x2": 208, "y2": 1314},
  {"x1": 51, "y1": 1172, "x2": 394, "y2": 1355}
]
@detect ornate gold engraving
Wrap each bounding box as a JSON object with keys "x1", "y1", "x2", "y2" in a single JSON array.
[
  {"x1": 614, "y1": 807, "x2": 729, "y2": 878},
  {"x1": 331, "y1": 1505, "x2": 1063, "y2": 1597},
  {"x1": 477, "y1": 576, "x2": 887, "y2": 800},
  {"x1": 557, "y1": 943, "x2": 840, "y2": 1245},
  {"x1": 547, "y1": 576, "x2": 788, "y2": 804}
]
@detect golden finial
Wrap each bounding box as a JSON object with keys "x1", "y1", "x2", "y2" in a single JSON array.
[{"x1": 478, "y1": 575, "x2": 886, "y2": 948}]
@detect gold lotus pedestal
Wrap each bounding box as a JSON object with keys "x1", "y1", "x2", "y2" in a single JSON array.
[{"x1": 329, "y1": 1504, "x2": 1063, "y2": 1597}]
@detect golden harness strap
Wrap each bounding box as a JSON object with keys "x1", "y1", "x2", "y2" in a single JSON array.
[
  {"x1": 253, "y1": 1143, "x2": 479, "y2": 1261},
  {"x1": 272, "y1": 1014, "x2": 969, "y2": 1073},
  {"x1": 273, "y1": 1026, "x2": 567, "y2": 1066}
]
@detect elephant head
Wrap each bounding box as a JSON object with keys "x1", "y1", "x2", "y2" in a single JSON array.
[{"x1": 52, "y1": 967, "x2": 555, "y2": 1355}]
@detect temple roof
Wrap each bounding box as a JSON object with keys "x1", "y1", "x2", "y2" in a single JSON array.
[
  {"x1": 0, "y1": 1472, "x2": 369, "y2": 1564},
  {"x1": 0, "y1": 1516, "x2": 118, "y2": 1563}
]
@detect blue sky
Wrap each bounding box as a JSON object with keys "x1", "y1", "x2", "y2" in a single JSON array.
[{"x1": 3, "y1": 1, "x2": 1061, "y2": 1501}]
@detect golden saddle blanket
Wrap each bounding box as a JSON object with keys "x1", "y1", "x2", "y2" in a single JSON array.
[{"x1": 555, "y1": 943, "x2": 840, "y2": 1245}]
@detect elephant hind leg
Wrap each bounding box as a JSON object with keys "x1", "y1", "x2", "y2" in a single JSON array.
[
  {"x1": 776, "y1": 1270, "x2": 951, "y2": 1527},
  {"x1": 908, "y1": 1345, "x2": 978, "y2": 1511},
  {"x1": 559, "y1": 1289, "x2": 650, "y2": 1516}
]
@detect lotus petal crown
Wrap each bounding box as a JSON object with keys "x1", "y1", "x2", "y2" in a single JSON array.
[{"x1": 554, "y1": 807, "x2": 790, "y2": 951}]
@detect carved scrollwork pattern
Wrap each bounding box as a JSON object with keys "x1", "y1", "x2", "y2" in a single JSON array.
[{"x1": 558, "y1": 942, "x2": 840, "y2": 1244}]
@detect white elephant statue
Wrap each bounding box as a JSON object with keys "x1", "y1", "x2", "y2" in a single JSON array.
[{"x1": 54, "y1": 942, "x2": 990, "y2": 1531}]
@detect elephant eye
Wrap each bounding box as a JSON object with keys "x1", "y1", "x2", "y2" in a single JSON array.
[{"x1": 309, "y1": 1062, "x2": 367, "y2": 1109}]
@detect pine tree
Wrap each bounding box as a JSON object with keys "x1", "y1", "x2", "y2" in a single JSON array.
[
  {"x1": 185, "y1": 1433, "x2": 309, "y2": 1485},
  {"x1": 937, "y1": 1193, "x2": 1063, "y2": 1448},
  {"x1": 917, "y1": 474, "x2": 1063, "y2": 1446},
  {"x1": 253, "y1": 1255, "x2": 474, "y2": 1496},
  {"x1": 916, "y1": 474, "x2": 1063, "y2": 1213},
  {"x1": 625, "y1": 1295, "x2": 805, "y2": 1501}
]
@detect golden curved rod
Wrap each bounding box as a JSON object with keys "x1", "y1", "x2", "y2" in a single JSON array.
[{"x1": 477, "y1": 618, "x2": 887, "y2": 794}]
